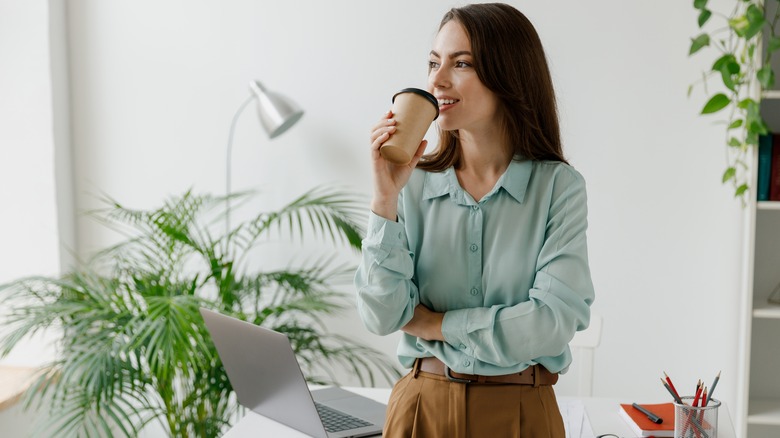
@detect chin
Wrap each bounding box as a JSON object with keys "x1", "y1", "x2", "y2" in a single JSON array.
[{"x1": 436, "y1": 119, "x2": 457, "y2": 132}]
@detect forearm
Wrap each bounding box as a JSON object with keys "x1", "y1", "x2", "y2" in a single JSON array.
[
  {"x1": 370, "y1": 195, "x2": 398, "y2": 222},
  {"x1": 401, "y1": 304, "x2": 445, "y2": 341},
  {"x1": 441, "y1": 274, "x2": 591, "y2": 367},
  {"x1": 354, "y1": 212, "x2": 419, "y2": 335}
]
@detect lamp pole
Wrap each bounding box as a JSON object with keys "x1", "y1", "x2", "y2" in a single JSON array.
[{"x1": 224, "y1": 81, "x2": 304, "y2": 241}]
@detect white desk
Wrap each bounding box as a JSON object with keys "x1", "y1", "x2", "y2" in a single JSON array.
[{"x1": 223, "y1": 387, "x2": 736, "y2": 437}]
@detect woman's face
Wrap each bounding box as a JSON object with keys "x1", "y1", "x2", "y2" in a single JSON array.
[{"x1": 428, "y1": 20, "x2": 501, "y2": 134}]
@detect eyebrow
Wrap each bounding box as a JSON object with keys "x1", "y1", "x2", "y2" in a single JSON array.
[{"x1": 429, "y1": 50, "x2": 473, "y2": 59}]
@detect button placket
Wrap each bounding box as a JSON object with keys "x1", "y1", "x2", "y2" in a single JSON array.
[{"x1": 467, "y1": 204, "x2": 483, "y2": 301}]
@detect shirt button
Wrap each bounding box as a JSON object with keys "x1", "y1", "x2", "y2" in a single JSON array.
[
  {"x1": 469, "y1": 244, "x2": 478, "y2": 252},
  {"x1": 470, "y1": 288, "x2": 479, "y2": 296},
  {"x1": 472, "y1": 205, "x2": 479, "y2": 211},
  {"x1": 397, "y1": 232, "x2": 402, "y2": 239},
  {"x1": 463, "y1": 360, "x2": 471, "y2": 367},
  {"x1": 459, "y1": 343, "x2": 467, "y2": 350}
]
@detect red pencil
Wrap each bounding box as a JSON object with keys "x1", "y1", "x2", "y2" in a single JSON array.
[
  {"x1": 681, "y1": 380, "x2": 701, "y2": 438},
  {"x1": 660, "y1": 378, "x2": 683, "y2": 403},
  {"x1": 702, "y1": 387, "x2": 709, "y2": 407},
  {"x1": 663, "y1": 371, "x2": 682, "y2": 400}
]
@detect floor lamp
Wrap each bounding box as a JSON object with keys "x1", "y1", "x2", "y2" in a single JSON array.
[{"x1": 225, "y1": 80, "x2": 304, "y2": 235}]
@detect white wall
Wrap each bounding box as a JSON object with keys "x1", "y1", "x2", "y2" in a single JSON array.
[
  {"x1": 3, "y1": 0, "x2": 746, "y2": 430},
  {"x1": 0, "y1": 0, "x2": 66, "y2": 366}
]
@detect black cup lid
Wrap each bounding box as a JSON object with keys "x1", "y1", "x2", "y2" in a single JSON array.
[{"x1": 392, "y1": 88, "x2": 439, "y2": 120}]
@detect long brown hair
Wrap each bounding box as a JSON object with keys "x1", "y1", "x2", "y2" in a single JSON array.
[{"x1": 418, "y1": 3, "x2": 566, "y2": 172}]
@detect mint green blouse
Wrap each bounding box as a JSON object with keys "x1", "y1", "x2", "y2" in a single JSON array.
[{"x1": 354, "y1": 159, "x2": 594, "y2": 376}]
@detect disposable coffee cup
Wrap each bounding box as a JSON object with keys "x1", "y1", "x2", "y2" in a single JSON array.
[{"x1": 380, "y1": 88, "x2": 439, "y2": 165}]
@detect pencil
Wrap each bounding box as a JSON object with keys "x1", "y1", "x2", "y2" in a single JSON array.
[
  {"x1": 664, "y1": 371, "x2": 682, "y2": 400},
  {"x1": 704, "y1": 371, "x2": 720, "y2": 406},
  {"x1": 661, "y1": 378, "x2": 683, "y2": 404},
  {"x1": 690, "y1": 382, "x2": 705, "y2": 438}
]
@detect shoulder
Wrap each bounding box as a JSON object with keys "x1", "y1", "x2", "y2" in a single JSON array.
[
  {"x1": 524, "y1": 161, "x2": 588, "y2": 211},
  {"x1": 533, "y1": 160, "x2": 585, "y2": 182},
  {"x1": 532, "y1": 160, "x2": 586, "y2": 192},
  {"x1": 402, "y1": 167, "x2": 446, "y2": 198}
]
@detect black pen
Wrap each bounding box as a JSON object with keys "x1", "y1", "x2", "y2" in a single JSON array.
[{"x1": 632, "y1": 403, "x2": 663, "y2": 424}]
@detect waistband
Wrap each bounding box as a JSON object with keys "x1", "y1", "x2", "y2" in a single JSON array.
[{"x1": 415, "y1": 357, "x2": 558, "y2": 386}]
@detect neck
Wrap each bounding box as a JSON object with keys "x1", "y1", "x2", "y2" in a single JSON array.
[{"x1": 457, "y1": 129, "x2": 512, "y2": 178}]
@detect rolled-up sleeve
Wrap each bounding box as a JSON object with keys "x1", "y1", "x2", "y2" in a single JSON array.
[{"x1": 354, "y1": 211, "x2": 420, "y2": 336}]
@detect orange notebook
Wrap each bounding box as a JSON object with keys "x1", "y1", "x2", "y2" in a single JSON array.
[{"x1": 618, "y1": 403, "x2": 675, "y2": 437}]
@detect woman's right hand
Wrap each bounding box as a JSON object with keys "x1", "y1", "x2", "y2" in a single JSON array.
[{"x1": 369, "y1": 110, "x2": 428, "y2": 221}]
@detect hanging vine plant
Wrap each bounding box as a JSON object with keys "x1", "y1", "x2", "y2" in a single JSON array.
[{"x1": 688, "y1": 0, "x2": 780, "y2": 201}]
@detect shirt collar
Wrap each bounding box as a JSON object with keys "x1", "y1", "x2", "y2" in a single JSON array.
[{"x1": 422, "y1": 158, "x2": 533, "y2": 204}]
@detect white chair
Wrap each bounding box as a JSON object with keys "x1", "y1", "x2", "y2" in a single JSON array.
[{"x1": 568, "y1": 314, "x2": 603, "y2": 397}]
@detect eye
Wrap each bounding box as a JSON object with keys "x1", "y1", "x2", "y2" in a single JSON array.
[
  {"x1": 428, "y1": 60, "x2": 440, "y2": 70},
  {"x1": 455, "y1": 60, "x2": 472, "y2": 68}
]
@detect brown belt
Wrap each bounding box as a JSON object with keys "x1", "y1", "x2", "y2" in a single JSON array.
[{"x1": 416, "y1": 357, "x2": 558, "y2": 386}]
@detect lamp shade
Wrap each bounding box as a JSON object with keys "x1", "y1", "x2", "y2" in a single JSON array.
[{"x1": 249, "y1": 80, "x2": 304, "y2": 139}]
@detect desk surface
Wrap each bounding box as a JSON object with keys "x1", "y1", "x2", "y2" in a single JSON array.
[
  {"x1": 0, "y1": 366, "x2": 38, "y2": 412},
  {"x1": 223, "y1": 387, "x2": 736, "y2": 438}
]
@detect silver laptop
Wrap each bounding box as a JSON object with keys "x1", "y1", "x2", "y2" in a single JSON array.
[{"x1": 200, "y1": 308, "x2": 386, "y2": 438}]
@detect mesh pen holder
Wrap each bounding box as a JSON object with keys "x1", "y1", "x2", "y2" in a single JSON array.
[{"x1": 674, "y1": 396, "x2": 720, "y2": 438}]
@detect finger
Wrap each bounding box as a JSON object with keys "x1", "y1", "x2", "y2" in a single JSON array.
[
  {"x1": 370, "y1": 110, "x2": 395, "y2": 130},
  {"x1": 371, "y1": 131, "x2": 391, "y2": 153},
  {"x1": 408, "y1": 140, "x2": 428, "y2": 167},
  {"x1": 369, "y1": 125, "x2": 396, "y2": 144},
  {"x1": 413, "y1": 140, "x2": 428, "y2": 158},
  {"x1": 369, "y1": 117, "x2": 396, "y2": 136}
]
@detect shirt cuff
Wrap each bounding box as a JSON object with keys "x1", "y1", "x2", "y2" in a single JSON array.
[
  {"x1": 366, "y1": 210, "x2": 407, "y2": 249},
  {"x1": 442, "y1": 308, "x2": 472, "y2": 353}
]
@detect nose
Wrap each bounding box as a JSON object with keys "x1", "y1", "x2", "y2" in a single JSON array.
[{"x1": 429, "y1": 66, "x2": 450, "y2": 90}]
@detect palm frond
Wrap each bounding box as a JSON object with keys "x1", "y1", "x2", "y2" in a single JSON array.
[
  {"x1": 0, "y1": 187, "x2": 391, "y2": 438},
  {"x1": 238, "y1": 186, "x2": 366, "y2": 252}
]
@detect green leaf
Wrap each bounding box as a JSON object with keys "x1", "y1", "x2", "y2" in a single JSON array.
[
  {"x1": 758, "y1": 66, "x2": 775, "y2": 89},
  {"x1": 735, "y1": 184, "x2": 749, "y2": 197},
  {"x1": 701, "y1": 93, "x2": 730, "y2": 114},
  {"x1": 712, "y1": 54, "x2": 739, "y2": 90},
  {"x1": 748, "y1": 120, "x2": 766, "y2": 136},
  {"x1": 693, "y1": 0, "x2": 707, "y2": 9},
  {"x1": 728, "y1": 137, "x2": 742, "y2": 147},
  {"x1": 744, "y1": 4, "x2": 766, "y2": 40},
  {"x1": 698, "y1": 9, "x2": 712, "y2": 27},
  {"x1": 769, "y1": 36, "x2": 780, "y2": 53},
  {"x1": 711, "y1": 54, "x2": 738, "y2": 71},
  {"x1": 728, "y1": 119, "x2": 744, "y2": 129},
  {"x1": 689, "y1": 33, "x2": 710, "y2": 55},
  {"x1": 729, "y1": 15, "x2": 750, "y2": 37},
  {"x1": 738, "y1": 98, "x2": 757, "y2": 110},
  {"x1": 722, "y1": 167, "x2": 737, "y2": 183}
]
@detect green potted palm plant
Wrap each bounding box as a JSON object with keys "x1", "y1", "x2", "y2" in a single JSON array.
[{"x1": 0, "y1": 187, "x2": 397, "y2": 437}]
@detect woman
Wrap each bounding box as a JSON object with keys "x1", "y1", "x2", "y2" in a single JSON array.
[{"x1": 355, "y1": 3, "x2": 595, "y2": 437}]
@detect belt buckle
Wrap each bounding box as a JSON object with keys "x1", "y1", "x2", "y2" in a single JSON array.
[{"x1": 445, "y1": 365, "x2": 474, "y2": 383}]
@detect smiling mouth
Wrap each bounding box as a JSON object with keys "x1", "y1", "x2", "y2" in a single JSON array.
[{"x1": 437, "y1": 98, "x2": 459, "y2": 107}]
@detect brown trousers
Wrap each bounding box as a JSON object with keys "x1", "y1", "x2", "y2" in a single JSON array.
[{"x1": 383, "y1": 365, "x2": 565, "y2": 438}]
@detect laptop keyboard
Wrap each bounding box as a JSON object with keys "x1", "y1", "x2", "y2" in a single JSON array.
[{"x1": 315, "y1": 402, "x2": 373, "y2": 433}]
